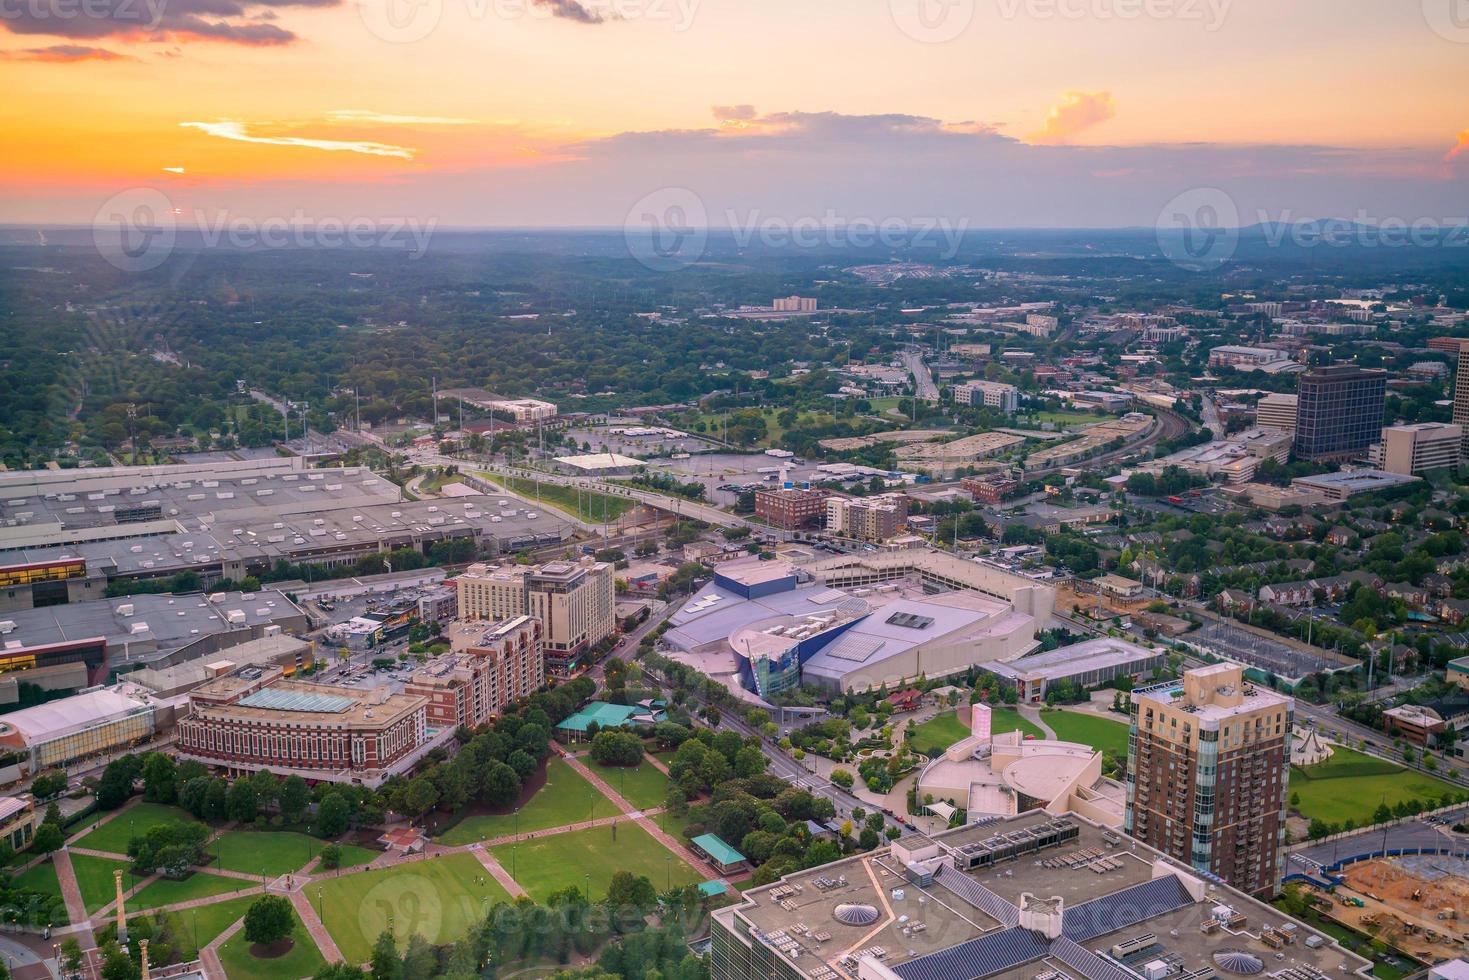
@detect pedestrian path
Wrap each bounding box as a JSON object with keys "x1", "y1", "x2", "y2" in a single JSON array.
[
  {"x1": 471, "y1": 847, "x2": 527, "y2": 898},
  {"x1": 289, "y1": 887, "x2": 346, "y2": 964}
]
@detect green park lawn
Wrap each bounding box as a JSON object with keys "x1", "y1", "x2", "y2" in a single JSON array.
[
  {"x1": 1042, "y1": 710, "x2": 1131, "y2": 758},
  {"x1": 71, "y1": 853, "x2": 134, "y2": 915},
  {"x1": 1289, "y1": 746, "x2": 1465, "y2": 826},
  {"x1": 315, "y1": 852, "x2": 511, "y2": 965},
  {"x1": 210, "y1": 830, "x2": 321, "y2": 879},
  {"x1": 75, "y1": 803, "x2": 196, "y2": 854},
  {"x1": 491, "y1": 822, "x2": 701, "y2": 903},
  {"x1": 11, "y1": 859, "x2": 63, "y2": 900},
  {"x1": 131, "y1": 870, "x2": 250, "y2": 911},
  {"x1": 906, "y1": 708, "x2": 1044, "y2": 755},
  {"x1": 217, "y1": 902, "x2": 326, "y2": 980},
  {"x1": 592, "y1": 757, "x2": 669, "y2": 811},
  {"x1": 327, "y1": 843, "x2": 382, "y2": 870},
  {"x1": 481, "y1": 474, "x2": 635, "y2": 524},
  {"x1": 438, "y1": 756, "x2": 600, "y2": 845},
  {"x1": 164, "y1": 894, "x2": 258, "y2": 960}
]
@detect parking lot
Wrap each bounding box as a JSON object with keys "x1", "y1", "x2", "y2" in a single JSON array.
[{"x1": 650, "y1": 452, "x2": 835, "y2": 505}]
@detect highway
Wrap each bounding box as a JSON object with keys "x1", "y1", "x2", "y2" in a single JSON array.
[{"x1": 900, "y1": 349, "x2": 940, "y2": 402}]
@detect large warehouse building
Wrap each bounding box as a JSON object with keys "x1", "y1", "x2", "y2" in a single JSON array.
[{"x1": 0, "y1": 458, "x2": 571, "y2": 610}]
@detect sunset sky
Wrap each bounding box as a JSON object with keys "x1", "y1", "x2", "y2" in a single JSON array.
[{"x1": 2, "y1": 0, "x2": 1467, "y2": 226}]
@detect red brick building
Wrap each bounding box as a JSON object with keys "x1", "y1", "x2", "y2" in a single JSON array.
[
  {"x1": 175, "y1": 667, "x2": 431, "y2": 786},
  {"x1": 754, "y1": 487, "x2": 832, "y2": 529},
  {"x1": 962, "y1": 478, "x2": 1020, "y2": 505},
  {"x1": 405, "y1": 615, "x2": 544, "y2": 730}
]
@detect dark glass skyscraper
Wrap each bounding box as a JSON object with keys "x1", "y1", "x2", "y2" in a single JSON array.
[{"x1": 1293, "y1": 364, "x2": 1386, "y2": 462}]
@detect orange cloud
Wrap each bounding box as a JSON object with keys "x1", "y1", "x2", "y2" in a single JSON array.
[
  {"x1": 3, "y1": 44, "x2": 133, "y2": 61},
  {"x1": 1446, "y1": 128, "x2": 1469, "y2": 161},
  {"x1": 1030, "y1": 91, "x2": 1116, "y2": 145}
]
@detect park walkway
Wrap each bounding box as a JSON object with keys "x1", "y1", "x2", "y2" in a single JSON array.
[
  {"x1": 199, "y1": 914, "x2": 244, "y2": 980},
  {"x1": 288, "y1": 887, "x2": 346, "y2": 963},
  {"x1": 558, "y1": 749, "x2": 727, "y2": 886},
  {"x1": 1018, "y1": 705, "x2": 1056, "y2": 740},
  {"x1": 471, "y1": 847, "x2": 527, "y2": 898},
  {"x1": 52, "y1": 848, "x2": 90, "y2": 928}
]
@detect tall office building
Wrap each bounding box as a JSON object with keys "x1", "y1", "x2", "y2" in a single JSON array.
[
  {"x1": 455, "y1": 559, "x2": 614, "y2": 675},
  {"x1": 1125, "y1": 664, "x2": 1292, "y2": 897},
  {"x1": 1293, "y1": 364, "x2": 1386, "y2": 461},
  {"x1": 1370, "y1": 422, "x2": 1462, "y2": 475},
  {"x1": 1454, "y1": 340, "x2": 1469, "y2": 463}
]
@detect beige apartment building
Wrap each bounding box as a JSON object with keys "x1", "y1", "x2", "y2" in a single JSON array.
[
  {"x1": 455, "y1": 559, "x2": 613, "y2": 675},
  {"x1": 1125, "y1": 663, "x2": 1292, "y2": 897}
]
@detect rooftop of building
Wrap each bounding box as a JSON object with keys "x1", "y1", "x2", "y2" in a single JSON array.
[
  {"x1": 190, "y1": 674, "x2": 426, "y2": 726},
  {"x1": 0, "y1": 589, "x2": 302, "y2": 661},
  {"x1": 716, "y1": 810, "x2": 1369, "y2": 980},
  {"x1": 1133, "y1": 664, "x2": 1291, "y2": 726},
  {"x1": 0, "y1": 684, "x2": 157, "y2": 744},
  {"x1": 1290, "y1": 470, "x2": 1420, "y2": 492},
  {"x1": 984, "y1": 637, "x2": 1162, "y2": 683}
]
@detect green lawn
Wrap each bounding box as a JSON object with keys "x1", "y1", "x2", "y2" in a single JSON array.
[
  {"x1": 164, "y1": 894, "x2": 257, "y2": 960},
  {"x1": 1289, "y1": 746, "x2": 1466, "y2": 826},
  {"x1": 132, "y1": 870, "x2": 250, "y2": 911},
  {"x1": 592, "y1": 758, "x2": 669, "y2": 811},
  {"x1": 11, "y1": 859, "x2": 62, "y2": 900},
  {"x1": 491, "y1": 821, "x2": 700, "y2": 903},
  {"x1": 71, "y1": 853, "x2": 134, "y2": 915},
  {"x1": 906, "y1": 708, "x2": 1044, "y2": 755},
  {"x1": 75, "y1": 803, "x2": 197, "y2": 854},
  {"x1": 218, "y1": 902, "x2": 327, "y2": 980},
  {"x1": 1042, "y1": 711, "x2": 1131, "y2": 757},
  {"x1": 8, "y1": 859, "x2": 68, "y2": 925},
  {"x1": 315, "y1": 852, "x2": 511, "y2": 964},
  {"x1": 438, "y1": 757, "x2": 600, "y2": 845},
  {"x1": 328, "y1": 843, "x2": 382, "y2": 870},
  {"x1": 480, "y1": 474, "x2": 635, "y2": 524},
  {"x1": 209, "y1": 831, "x2": 320, "y2": 878}
]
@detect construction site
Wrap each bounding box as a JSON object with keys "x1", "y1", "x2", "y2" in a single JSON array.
[{"x1": 1315, "y1": 856, "x2": 1469, "y2": 963}]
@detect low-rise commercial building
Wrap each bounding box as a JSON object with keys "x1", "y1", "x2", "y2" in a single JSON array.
[
  {"x1": 754, "y1": 486, "x2": 832, "y2": 530},
  {"x1": 953, "y1": 381, "x2": 1019, "y2": 413},
  {"x1": 1289, "y1": 468, "x2": 1420, "y2": 501},
  {"x1": 1209, "y1": 345, "x2": 1293, "y2": 370},
  {"x1": 0, "y1": 684, "x2": 164, "y2": 772},
  {"x1": 984, "y1": 637, "x2": 1163, "y2": 702}
]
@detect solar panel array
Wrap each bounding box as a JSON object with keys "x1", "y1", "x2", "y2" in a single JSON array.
[
  {"x1": 892, "y1": 927, "x2": 1049, "y2": 980},
  {"x1": 933, "y1": 869, "x2": 1021, "y2": 926},
  {"x1": 1061, "y1": 875, "x2": 1195, "y2": 943},
  {"x1": 822, "y1": 633, "x2": 886, "y2": 663},
  {"x1": 1049, "y1": 937, "x2": 1141, "y2": 980}
]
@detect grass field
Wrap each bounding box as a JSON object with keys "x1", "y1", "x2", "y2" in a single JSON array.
[
  {"x1": 438, "y1": 757, "x2": 599, "y2": 845},
  {"x1": 11, "y1": 859, "x2": 62, "y2": 899},
  {"x1": 132, "y1": 870, "x2": 248, "y2": 911},
  {"x1": 71, "y1": 853, "x2": 133, "y2": 914},
  {"x1": 165, "y1": 895, "x2": 257, "y2": 960},
  {"x1": 1021, "y1": 410, "x2": 1104, "y2": 428},
  {"x1": 1289, "y1": 746, "x2": 1465, "y2": 826},
  {"x1": 328, "y1": 843, "x2": 382, "y2": 870},
  {"x1": 491, "y1": 822, "x2": 701, "y2": 903},
  {"x1": 591, "y1": 758, "x2": 669, "y2": 811},
  {"x1": 218, "y1": 902, "x2": 327, "y2": 980},
  {"x1": 210, "y1": 830, "x2": 320, "y2": 878},
  {"x1": 906, "y1": 708, "x2": 1044, "y2": 755},
  {"x1": 315, "y1": 852, "x2": 511, "y2": 964},
  {"x1": 481, "y1": 474, "x2": 635, "y2": 524},
  {"x1": 75, "y1": 803, "x2": 196, "y2": 854},
  {"x1": 1042, "y1": 711, "x2": 1131, "y2": 757}
]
